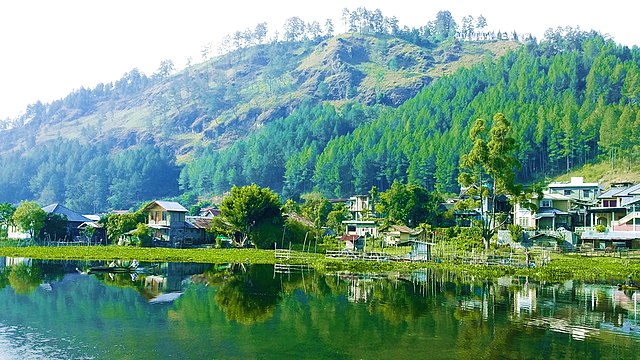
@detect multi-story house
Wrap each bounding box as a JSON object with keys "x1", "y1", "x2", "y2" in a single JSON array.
[
  {"x1": 144, "y1": 201, "x2": 204, "y2": 247},
  {"x1": 346, "y1": 195, "x2": 373, "y2": 220},
  {"x1": 513, "y1": 191, "x2": 572, "y2": 230},
  {"x1": 582, "y1": 182, "x2": 640, "y2": 249},
  {"x1": 547, "y1": 177, "x2": 601, "y2": 227}
]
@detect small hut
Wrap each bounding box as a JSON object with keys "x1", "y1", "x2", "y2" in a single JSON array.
[
  {"x1": 341, "y1": 234, "x2": 364, "y2": 251},
  {"x1": 398, "y1": 240, "x2": 433, "y2": 261}
]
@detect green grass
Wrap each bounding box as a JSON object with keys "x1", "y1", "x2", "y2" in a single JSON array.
[{"x1": 1, "y1": 246, "x2": 639, "y2": 283}]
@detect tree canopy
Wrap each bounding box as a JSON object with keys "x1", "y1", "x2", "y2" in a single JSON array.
[
  {"x1": 219, "y1": 184, "x2": 283, "y2": 248},
  {"x1": 12, "y1": 201, "x2": 46, "y2": 240},
  {"x1": 376, "y1": 181, "x2": 442, "y2": 227}
]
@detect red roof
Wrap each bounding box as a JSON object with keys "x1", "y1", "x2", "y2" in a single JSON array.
[{"x1": 340, "y1": 234, "x2": 361, "y2": 241}]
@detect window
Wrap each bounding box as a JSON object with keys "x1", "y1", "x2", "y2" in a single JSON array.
[
  {"x1": 518, "y1": 218, "x2": 529, "y2": 227},
  {"x1": 564, "y1": 189, "x2": 572, "y2": 196},
  {"x1": 583, "y1": 189, "x2": 591, "y2": 198},
  {"x1": 541, "y1": 199, "x2": 551, "y2": 207},
  {"x1": 161, "y1": 212, "x2": 167, "y2": 221},
  {"x1": 347, "y1": 225, "x2": 356, "y2": 232},
  {"x1": 603, "y1": 199, "x2": 617, "y2": 208}
]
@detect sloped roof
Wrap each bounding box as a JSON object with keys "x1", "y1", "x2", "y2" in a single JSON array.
[
  {"x1": 144, "y1": 201, "x2": 188, "y2": 213},
  {"x1": 384, "y1": 225, "x2": 419, "y2": 235},
  {"x1": 340, "y1": 234, "x2": 361, "y2": 242},
  {"x1": 186, "y1": 216, "x2": 212, "y2": 229},
  {"x1": 534, "y1": 207, "x2": 568, "y2": 219},
  {"x1": 42, "y1": 203, "x2": 91, "y2": 223},
  {"x1": 614, "y1": 183, "x2": 640, "y2": 197},
  {"x1": 599, "y1": 184, "x2": 634, "y2": 198}
]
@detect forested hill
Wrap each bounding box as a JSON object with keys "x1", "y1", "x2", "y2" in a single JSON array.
[
  {"x1": 1, "y1": 8, "x2": 639, "y2": 212},
  {"x1": 181, "y1": 30, "x2": 640, "y2": 199}
]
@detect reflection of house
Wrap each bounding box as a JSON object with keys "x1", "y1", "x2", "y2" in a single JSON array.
[
  {"x1": 514, "y1": 287, "x2": 537, "y2": 315},
  {"x1": 144, "y1": 201, "x2": 195, "y2": 248},
  {"x1": 513, "y1": 192, "x2": 572, "y2": 230},
  {"x1": 381, "y1": 225, "x2": 420, "y2": 246}
]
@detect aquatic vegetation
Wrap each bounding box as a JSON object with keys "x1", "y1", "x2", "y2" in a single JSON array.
[{"x1": 0, "y1": 246, "x2": 638, "y2": 282}]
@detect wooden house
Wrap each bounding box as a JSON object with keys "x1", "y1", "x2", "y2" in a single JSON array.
[
  {"x1": 42, "y1": 203, "x2": 92, "y2": 241},
  {"x1": 143, "y1": 201, "x2": 190, "y2": 248},
  {"x1": 398, "y1": 240, "x2": 433, "y2": 261},
  {"x1": 382, "y1": 225, "x2": 420, "y2": 246}
]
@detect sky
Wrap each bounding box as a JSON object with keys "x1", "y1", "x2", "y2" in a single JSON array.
[{"x1": 0, "y1": 0, "x2": 639, "y2": 120}]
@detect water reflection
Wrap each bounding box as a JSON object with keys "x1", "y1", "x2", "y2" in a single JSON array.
[{"x1": 0, "y1": 257, "x2": 639, "y2": 359}]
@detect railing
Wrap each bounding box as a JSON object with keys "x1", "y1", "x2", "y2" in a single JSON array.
[
  {"x1": 612, "y1": 212, "x2": 640, "y2": 227},
  {"x1": 325, "y1": 250, "x2": 389, "y2": 262},
  {"x1": 274, "y1": 249, "x2": 312, "y2": 260}
]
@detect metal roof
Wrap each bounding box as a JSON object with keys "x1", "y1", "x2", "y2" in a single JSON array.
[
  {"x1": 534, "y1": 207, "x2": 568, "y2": 219},
  {"x1": 144, "y1": 201, "x2": 188, "y2": 213},
  {"x1": 42, "y1": 203, "x2": 91, "y2": 223}
]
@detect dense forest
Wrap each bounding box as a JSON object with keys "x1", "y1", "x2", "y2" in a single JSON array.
[
  {"x1": 1, "y1": 7, "x2": 639, "y2": 212},
  {"x1": 181, "y1": 29, "x2": 640, "y2": 198}
]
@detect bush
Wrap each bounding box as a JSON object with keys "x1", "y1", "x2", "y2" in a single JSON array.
[
  {"x1": 595, "y1": 224, "x2": 606, "y2": 232},
  {"x1": 508, "y1": 224, "x2": 523, "y2": 242}
]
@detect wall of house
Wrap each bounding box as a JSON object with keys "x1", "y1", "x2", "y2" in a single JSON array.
[{"x1": 147, "y1": 205, "x2": 169, "y2": 226}]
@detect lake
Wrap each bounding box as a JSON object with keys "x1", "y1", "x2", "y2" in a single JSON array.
[{"x1": 0, "y1": 257, "x2": 638, "y2": 359}]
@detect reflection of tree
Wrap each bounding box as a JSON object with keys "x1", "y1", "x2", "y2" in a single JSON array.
[
  {"x1": 367, "y1": 279, "x2": 432, "y2": 324},
  {"x1": 215, "y1": 265, "x2": 281, "y2": 324},
  {"x1": 8, "y1": 263, "x2": 42, "y2": 294},
  {"x1": 0, "y1": 267, "x2": 9, "y2": 289}
]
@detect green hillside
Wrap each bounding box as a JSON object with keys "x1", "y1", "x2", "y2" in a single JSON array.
[{"x1": 1, "y1": 8, "x2": 639, "y2": 213}]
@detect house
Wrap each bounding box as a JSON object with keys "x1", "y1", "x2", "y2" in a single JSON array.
[
  {"x1": 587, "y1": 182, "x2": 640, "y2": 229},
  {"x1": 513, "y1": 192, "x2": 573, "y2": 230},
  {"x1": 581, "y1": 182, "x2": 640, "y2": 249},
  {"x1": 198, "y1": 207, "x2": 220, "y2": 218},
  {"x1": 547, "y1": 177, "x2": 601, "y2": 227},
  {"x1": 346, "y1": 195, "x2": 373, "y2": 220},
  {"x1": 454, "y1": 185, "x2": 511, "y2": 227},
  {"x1": 381, "y1": 225, "x2": 420, "y2": 246},
  {"x1": 342, "y1": 220, "x2": 378, "y2": 238},
  {"x1": 340, "y1": 234, "x2": 365, "y2": 251},
  {"x1": 143, "y1": 201, "x2": 194, "y2": 248},
  {"x1": 42, "y1": 203, "x2": 92, "y2": 240},
  {"x1": 397, "y1": 240, "x2": 433, "y2": 261},
  {"x1": 185, "y1": 216, "x2": 215, "y2": 245}
]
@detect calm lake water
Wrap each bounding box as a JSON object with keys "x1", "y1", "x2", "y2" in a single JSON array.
[{"x1": 0, "y1": 257, "x2": 639, "y2": 359}]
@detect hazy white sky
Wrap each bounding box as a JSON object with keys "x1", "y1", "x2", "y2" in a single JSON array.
[{"x1": 0, "y1": 0, "x2": 638, "y2": 119}]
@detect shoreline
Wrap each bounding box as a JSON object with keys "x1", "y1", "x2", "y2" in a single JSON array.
[{"x1": 0, "y1": 246, "x2": 638, "y2": 282}]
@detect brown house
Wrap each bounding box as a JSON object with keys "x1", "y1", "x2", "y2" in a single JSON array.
[{"x1": 143, "y1": 201, "x2": 191, "y2": 247}]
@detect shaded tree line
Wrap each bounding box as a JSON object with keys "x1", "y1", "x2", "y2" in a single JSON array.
[{"x1": 0, "y1": 140, "x2": 180, "y2": 213}]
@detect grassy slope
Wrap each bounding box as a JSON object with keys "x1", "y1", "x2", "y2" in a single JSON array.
[
  {"x1": 550, "y1": 161, "x2": 640, "y2": 188},
  {"x1": 26, "y1": 36, "x2": 521, "y2": 157}
]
